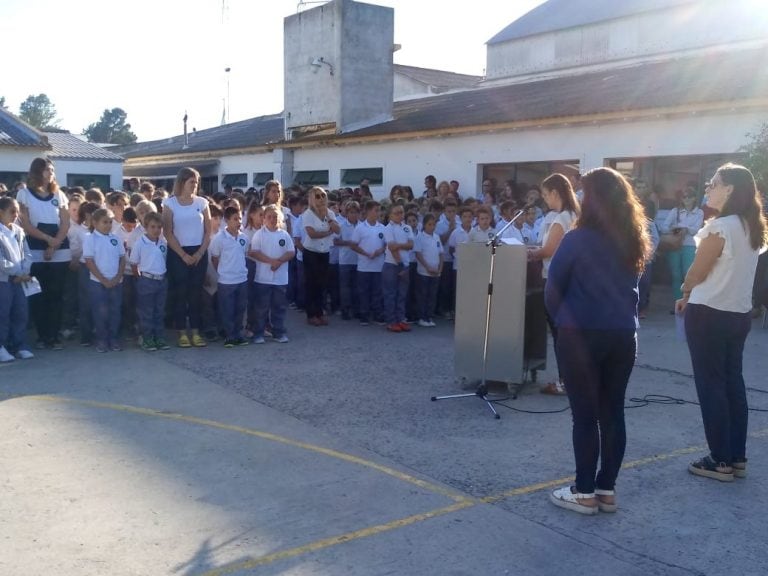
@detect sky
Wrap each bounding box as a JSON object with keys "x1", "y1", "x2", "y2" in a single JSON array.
[{"x1": 0, "y1": 0, "x2": 545, "y2": 142}]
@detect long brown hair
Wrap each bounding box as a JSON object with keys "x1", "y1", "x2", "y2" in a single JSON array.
[
  {"x1": 541, "y1": 173, "x2": 580, "y2": 216},
  {"x1": 172, "y1": 167, "x2": 200, "y2": 197},
  {"x1": 716, "y1": 163, "x2": 767, "y2": 251},
  {"x1": 577, "y1": 167, "x2": 651, "y2": 275},
  {"x1": 27, "y1": 157, "x2": 59, "y2": 195}
]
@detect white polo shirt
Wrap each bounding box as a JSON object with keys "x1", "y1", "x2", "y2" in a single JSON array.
[
  {"x1": 339, "y1": 219, "x2": 359, "y2": 267},
  {"x1": 436, "y1": 214, "x2": 460, "y2": 263},
  {"x1": 351, "y1": 220, "x2": 386, "y2": 273},
  {"x1": 292, "y1": 214, "x2": 304, "y2": 262},
  {"x1": 209, "y1": 228, "x2": 249, "y2": 285},
  {"x1": 163, "y1": 195, "x2": 208, "y2": 247},
  {"x1": 129, "y1": 234, "x2": 168, "y2": 276},
  {"x1": 83, "y1": 230, "x2": 125, "y2": 281},
  {"x1": 251, "y1": 227, "x2": 295, "y2": 286},
  {"x1": 468, "y1": 226, "x2": 497, "y2": 244},
  {"x1": 496, "y1": 219, "x2": 525, "y2": 244},
  {"x1": 414, "y1": 231, "x2": 442, "y2": 276},
  {"x1": 301, "y1": 208, "x2": 337, "y2": 254},
  {"x1": 383, "y1": 222, "x2": 415, "y2": 265},
  {"x1": 448, "y1": 227, "x2": 471, "y2": 271},
  {"x1": 15, "y1": 187, "x2": 71, "y2": 263}
]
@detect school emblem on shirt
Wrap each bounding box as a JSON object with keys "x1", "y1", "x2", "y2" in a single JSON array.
[
  {"x1": 239, "y1": 239, "x2": 246, "y2": 246},
  {"x1": 437, "y1": 241, "x2": 441, "y2": 248},
  {"x1": 488, "y1": 232, "x2": 494, "y2": 239},
  {"x1": 110, "y1": 238, "x2": 118, "y2": 246},
  {"x1": 159, "y1": 245, "x2": 166, "y2": 253},
  {"x1": 51, "y1": 199, "x2": 59, "y2": 207},
  {"x1": 279, "y1": 239, "x2": 286, "y2": 247},
  {"x1": 404, "y1": 226, "x2": 411, "y2": 233},
  {"x1": 378, "y1": 232, "x2": 384, "y2": 239}
]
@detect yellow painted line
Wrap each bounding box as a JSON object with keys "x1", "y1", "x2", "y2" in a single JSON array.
[
  {"x1": 199, "y1": 500, "x2": 476, "y2": 576},
  {"x1": 21, "y1": 395, "x2": 468, "y2": 503}
]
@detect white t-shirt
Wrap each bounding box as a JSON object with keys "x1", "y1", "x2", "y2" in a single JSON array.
[
  {"x1": 496, "y1": 218, "x2": 525, "y2": 244},
  {"x1": 540, "y1": 210, "x2": 576, "y2": 279},
  {"x1": 163, "y1": 195, "x2": 209, "y2": 247},
  {"x1": 16, "y1": 187, "x2": 71, "y2": 263},
  {"x1": 209, "y1": 228, "x2": 249, "y2": 285},
  {"x1": 414, "y1": 231, "x2": 442, "y2": 276},
  {"x1": 83, "y1": 231, "x2": 125, "y2": 281},
  {"x1": 384, "y1": 222, "x2": 415, "y2": 265},
  {"x1": 351, "y1": 220, "x2": 386, "y2": 273},
  {"x1": 662, "y1": 207, "x2": 705, "y2": 247},
  {"x1": 339, "y1": 219, "x2": 359, "y2": 267},
  {"x1": 251, "y1": 227, "x2": 295, "y2": 286},
  {"x1": 436, "y1": 214, "x2": 460, "y2": 263},
  {"x1": 301, "y1": 208, "x2": 337, "y2": 254},
  {"x1": 688, "y1": 215, "x2": 759, "y2": 313},
  {"x1": 69, "y1": 223, "x2": 90, "y2": 263},
  {"x1": 468, "y1": 226, "x2": 497, "y2": 244},
  {"x1": 448, "y1": 227, "x2": 471, "y2": 271},
  {"x1": 129, "y1": 234, "x2": 168, "y2": 276}
]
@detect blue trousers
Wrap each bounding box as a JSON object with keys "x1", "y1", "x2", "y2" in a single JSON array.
[
  {"x1": 136, "y1": 276, "x2": 167, "y2": 340},
  {"x1": 89, "y1": 280, "x2": 123, "y2": 345},
  {"x1": 218, "y1": 282, "x2": 248, "y2": 339},
  {"x1": 78, "y1": 265, "x2": 94, "y2": 344},
  {"x1": 417, "y1": 274, "x2": 439, "y2": 322},
  {"x1": 0, "y1": 281, "x2": 28, "y2": 352},
  {"x1": 685, "y1": 304, "x2": 751, "y2": 464},
  {"x1": 253, "y1": 283, "x2": 288, "y2": 338},
  {"x1": 357, "y1": 270, "x2": 383, "y2": 322},
  {"x1": 382, "y1": 263, "x2": 409, "y2": 324},
  {"x1": 339, "y1": 264, "x2": 358, "y2": 316},
  {"x1": 167, "y1": 246, "x2": 207, "y2": 330}
]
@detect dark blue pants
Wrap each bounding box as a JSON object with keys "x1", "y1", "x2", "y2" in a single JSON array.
[
  {"x1": 557, "y1": 328, "x2": 637, "y2": 493},
  {"x1": 166, "y1": 246, "x2": 207, "y2": 330},
  {"x1": 303, "y1": 250, "x2": 329, "y2": 319},
  {"x1": 0, "y1": 281, "x2": 28, "y2": 352},
  {"x1": 685, "y1": 304, "x2": 751, "y2": 464},
  {"x1": 406, "y1": 263, "x2": 418, "y2": 321},
  {"x1": 218, "y1": 282, "x2": 248, "y2": 339},
  {"x1": 121, "y1": 274, "x2": 137, "y2": 336},
  {"x1": 253, "y1": 283, "x2": 288, "y2": 338},
  {"x1": 382, "y1": 263, "x2": 409, "y2": 324},
  {"x1": 437, "y1": 264, "x2": 455, "y2": 315},
  {"x1": 89, "y1": 280, "x2": 123, "y2": 345},
  {"x1": 339, "y1": 264, "x2": 358, "y2": 316},
  {"x1": 29, "y1": 261, "x2": 68, "y2": 345},
  {"x1": 638, "y1": 261, "x2": 653, "y2": 313},
  {"x1": 327, "y1": 263, "x2": 340, "y2": 313},
  {"x1": 246, "y1": 259, "x2": 257, "y2": 328},
  {"x1": 136, "y1": 276, "x2": 167, "y2": 340},
  {"x1": 417, "y1": 274, "x2": 439, "y2": 322},
  {"x1": 357, "y1": 270, "x2": 383, "y2": 322},
  {"x1": 78, "y1": 265, "x2": 94, "y2": 344}
]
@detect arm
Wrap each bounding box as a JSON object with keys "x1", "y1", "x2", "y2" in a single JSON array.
[
  {"x1": 660, "y1": 209, "x2": 676, "y2": 234},
  {"x1": 193, "y1": 205, "x2": 212, "y2": 264},
  {"x1": 115, "y1": 256, "x2": 126, "y2": 284},
  {"x1": 85, "y1": 258, "x2": 111, "y2": 287},
  {"x1": 544, "y1": 235, "x2": 575, "y2": 321},
  {"x1": 687, "y1": 210, "x2": 704, "y2": 236},
  {"x1": 211, "y1": 256, "x2": 220, "y2": 272},
  {"x1": 529, "y1": 223, "x2": 565, "y2": 260},
  {"x1": 53, "y1": 203, "x2": 70, "y2": 248},
  {"x1": 162, "y1": 206, "x2": 188, "y2": 262},
  {"x1": 18, "y1": 204, "x2": 52, "y2": 244},
  {"x1": 676, "y1": 232, "x2": 725, "y2": 312},
  {"x1": 305, "y1": 226, "x2": 335, "y2": 240}
]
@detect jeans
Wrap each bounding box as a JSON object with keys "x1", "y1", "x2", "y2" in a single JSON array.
[
  {"x1": 218, "y1": 282, "x2": 248, "y2": 339},
  {"x1": 0, "y1": 281, "x2": 28, "y2": 352},
  {"x1": 294, "y1": 260, "x2": 305, "y2": 309},
  {"x1": 382, "y1": 263, "x2": 409, "y2": 324},
  {"x1": 136, "y1": 276, "x2": 167, "y2": 340},
  {"x1": 667, "y1": 246, "x2": 696, "y2": 301},
  {"x1": 246, "y1": 259, "x2": 257, "y2": 328},
  {"x1": 685, "y1": 304, "x2": 751, "y2": 464},
  {"x1": 543, "y1": 280, "x2": 563, "y2": 381},
  {"x1": 339, "y1": 264, "x2": 358, "y2": 316},
  {"x1": 303, "y1": 250, "x2": 329, "y2": 319},
  {"x1": 357, "y1": 270, "x2": 383, "y2": 322},
  {"x1": 417, "y1": 274, "x2": 439, "y2": 322},
  {"x1": 29, "y1": 261, "x2": 68, "y2": 344},
  {"x1": 89, "y1": 280, "x2": 123, "y2": 345},
  {"x1": 78, "y1": 265, "x2": 94, "y2": 344},
  {"x1": 556, "y1": 328, "x2": 637, "y2": 493},
  {"x1": 253, "y1": 283, "x2": 288, "y2": 338},
  {"x1": 167, "y1": 246, "x2": 207, "y2": 330}
]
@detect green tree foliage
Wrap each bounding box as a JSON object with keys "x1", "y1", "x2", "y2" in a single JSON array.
[
  {"x1": 83, "y1": 108, "x2": 137, "y2": 145},
  {"x1": 19, "y1": 94, "x2": 60, "y2": 129},
  {"x1": 741, "y1": 123, "x2": 768, "y2": 193}
]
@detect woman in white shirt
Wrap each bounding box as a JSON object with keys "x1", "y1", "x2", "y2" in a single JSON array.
[
  {"x1": 162, "y1": 167, "x2": 212, "y2": 348},
  {"x1": 16, "y1": 158, "x2": 71, "y2": 350},
  {"x1": 302, "y1": 187, "x2": 340, "y2": 326},
  {"x1": 677, "y1": 163, "x2": 767, "y2": 482},
  {"x1": 527, "y1": 173, "x2": 580, "y2": 396},
  {"x1": 661, "y1": 187, "x2": 704, "y2": 311}
]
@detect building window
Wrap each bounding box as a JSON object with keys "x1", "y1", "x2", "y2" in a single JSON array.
[
  {"x1": 293, "y1": 170, "x2": 329, "y2": 187},
  {"x1": 222, "y1": 173, "x2": 247, "y2": 187},
  {"x1": 67, "y1": 174, "x2": 110, "y2": 190},
  {"x1": 253, "y1": 172, "x2": 274, "y2": 187},
  {"x1": 341, "y1": 167, "x2": 383, "y2": 186}
]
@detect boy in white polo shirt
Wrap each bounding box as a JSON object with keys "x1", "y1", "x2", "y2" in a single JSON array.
[
  {"x1": 83, "y1": 208, "x2": 126, "y2": 352},
  {"x1": 382, "y1": 204, "x2": 414, "y2": 333},
  {"x1": 351, "y1": 200, "x2": 386, "y2": 326},
  {"x1": 129, "y1": 212, "x2": 169, "y2": 352},
  {"x1": 413, "y1": 213, "x2": 443, "y2": 327},
  {"x1": 209, "y1": 206, "x2": 250, "y2": 348},
  {"x1": 249, "y1": 204, "x2": 295, "y2": 344}
]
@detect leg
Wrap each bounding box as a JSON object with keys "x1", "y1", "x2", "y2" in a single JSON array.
[
  {"x1": 187, "y1": 248, "x2": 207, "y2": 331},
  {"x1": 302, "y1": 250, "x2": 319, "y2": 319},
  {"x1": 370, "y1": 271, "x2": 384, "y2": 321},
  {"x1": 0, "y1": 282, "x2": 11, "y2": 350},
  {"x1": 328, "y1": 263, "x2": 340, "y2": 313},
  {"x1": 339, "y1": 265, "x2": 352, "y2": 316},
  {"x1": 426, "y1": 276, "x2": 439, "y2": 322},
  {"x1": 217, "y1": 284, "x2": 237, "y2": 339},
  {"x1": 153, "y1": 280, "x2": 168, "y2": 340},
  {"x1": 407, "y1": 263, "x2": 418, "y2": 321},
  {"x1": 166, "y1": 250, "x2": 189, "y2": 330},
  {"x1": 296, "y1": 260, "x2": 305, "y2": 310},
  {"x1": 89, "y1": 281, "x2": 109, "y2": 346},
  {"x1": 396, "y1": 265, "x2": 409, "y2": 323},
  {"x1": 135, "y1": 277, "x2": 154, "y2": 340},
  {"x1": 78, "y1": 266, "x2": 94, "y2": 344},
  {"x1": 108, "y1": 284, "x2": 123, "y2": 344},
  {"x1": 724, "y1": 312, "x2": 751, "y2": 461},
  {"x1": 269, "y1": 285, "x2": 288, "y2": 337},
  {"x1": 234, "y1": 282, "x2": 248, "y2": 338},
  {"x1": 668, "y1": 249, "x2": 684, "y2": 302},
  {"x1": 382, "y1": 263, "x2": 398, "y2": 324},
  {"x1": 8, "y1": 282, "x2": 29, "y2": 352},
  {"x1": 252, "y1": 283, "x2": 270, "y2": 338},
  {"x1": 417, "y1": 275, "x2": 429, "y2": 321},
  {"x1": 357, "y1": 271, "x2": 371, "y2": 322}
]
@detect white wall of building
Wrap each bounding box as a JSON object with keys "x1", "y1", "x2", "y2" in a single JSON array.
[
  {"x1": 52, "y1": 160, "x2": 123, "y2": 190},
  {"x1": 219, "y1": 153, "x2": 277, "y2": 187},
  {"x1": 0, "y1": 148, "x2": 41, "y2": 174}
]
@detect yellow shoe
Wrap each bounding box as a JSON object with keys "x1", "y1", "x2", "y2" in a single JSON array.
[
  {"x1": 178, "y1": 334, "x2": 191, "y2": 348},
  {"x1": 191, "y1": 333, "x2": 208, "y2": 348}
]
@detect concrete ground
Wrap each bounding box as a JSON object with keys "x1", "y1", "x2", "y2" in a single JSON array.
[{"x1": 1, "y1": 286, "x2": 767, "y2": 576}]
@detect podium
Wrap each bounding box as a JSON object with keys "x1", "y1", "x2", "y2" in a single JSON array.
[{"x1": 454, "y1": 242, "x2": 528, "y2": 389}]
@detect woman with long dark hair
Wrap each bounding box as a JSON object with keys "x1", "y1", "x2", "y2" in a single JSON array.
[
  {"x1": 546, "y1": 167, "x2": 651, "y2": 515},
  {"x1": 677, "y1": 163, "x2": 767, "y2": 482},
  {"x1": 16, "y1": 158, "x2": 71, "y2": 349}
]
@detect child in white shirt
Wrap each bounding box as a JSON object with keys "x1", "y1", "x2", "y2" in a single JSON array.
[
  {"x1": 468, "y1": 206, "x2": 497, "y2": 243},
  {"x1": 336, "y1": 200, "x2": 360, "y2": 320},
  {"x1": 414, "y1": 214, "x2": 443, "y2": 327},
  {"x1": 351, "y1": 200, "x2": 386, "y2": 325},
  {"x1": 382, "y1": 204, "x2": 414, "y2": 332}
]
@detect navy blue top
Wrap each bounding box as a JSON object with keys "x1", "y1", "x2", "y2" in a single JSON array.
[{"x1": 545, "y1": 228, "x2": 640, "y2": 330}]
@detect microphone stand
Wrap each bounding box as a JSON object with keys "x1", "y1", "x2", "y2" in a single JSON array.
[{"x1": 431, "y1": 208, "x2": 527, "y2": 419}]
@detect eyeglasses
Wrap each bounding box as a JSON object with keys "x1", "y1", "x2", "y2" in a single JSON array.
[
  {"x1": 705, "y1": 180, "x2": 721, "y2": 189},
  {"x1": 314, "y1": 194, "x2": 327, "y2": 200}
]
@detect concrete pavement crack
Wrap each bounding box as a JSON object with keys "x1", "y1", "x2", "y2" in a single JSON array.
[{"x1": 635, "y1": 363, "x2": 694, "y2": 379}]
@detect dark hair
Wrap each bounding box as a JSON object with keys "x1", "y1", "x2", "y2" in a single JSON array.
[
  {"x1": 500, "y1": 200, "x2": 517, "y2": 215},
  {"x1": 717, "y1": 163, "x2": 767, "y2": 250},
  {"x1": 578, "y1": 167, "x2": 651, "y2": 274},
  {"x1": 422, "y1": 213, "x2": 436, "y2": 227},
  {"x1": 152, "y1": 198, "x2": 164, "y2": 213},
  {"x1": 107, "y1": 191, "x2": 129, "y2": 206},
  {"x1": 425, "y1": 175, "x2": 436, "y2": 187},
  {"x1": 144, "y1": 212, "x2": 163, "y2": 227},
  {"x1": 27, "y1": 157, "x2": 58, "y2": 194},
  {"x1": 122, "y1": 207, "x2": 137, "y2": 224},
  {"x1": 428, "y1": 199, "x2": 444, "y2": 212},
  {"x1": 223, "y1": 206, "x2": 240, "y2": 221},
  {"x1": 364, "y1": 200, "x2": 380, "y2": 213},
  {"x1": 541, "y1": 173, "x2": 580, "y2": 216},
  {"x1": 209, "y1": 203, "x2": 223, "y2": 219},
  {"x1": 77, "y1": 201, "x2": 100, "y2": 225},
  {"x1": 0, "y1": 196, "x2": 17, "y2": 211},
  {"x1": 458, "y1": 206, "x2": 474, "y2": 217}
]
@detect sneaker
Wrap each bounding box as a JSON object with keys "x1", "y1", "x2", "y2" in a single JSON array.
[
  {"x1": 252, "y1": 336, "x2": 266, "y2": 344},
  {"x1": 359, "y1": 319, "x2": 370, "y2": 326},
  {"x1": 80, "y1": 340, "x2": 92, "y2": 347},
  {"x1": 273, "y1": 335, "x2": 289, "y2": 343},
  {"x1": 374, "y1": 318, "x2": 387, "y2": 326},
  {"x1": 191, "y1": 334, "x2": 208, "y2": 348},
  {"x1": 224, "y1": 339, "x2": 236, "y2": 348},
  {"x1": 427, "y1": 320, "x2": 437, "y2": 327},
  {"x1": 541, "y1": 382, "x2": 567, "y2": 396},
  {"x1": 15, "y1": 349, "x2": 35, "y2": 360},
  {"x1": 0, "y1": 346, "x2": 15, "y2": 363},
  {"x1": 35, "y1": 340, "x2": 47, "y2": 350},
  {"x1": 386, "y1": 323, "x2": 403, "y2": 333},
  {"x1": 60, "y1": 328, "x2": 75, "y2": 340},
  {"x1": 235, "y1": 337, "x2": 250, "y2": 346},
  {"x1": 549, "y1": 486, "x2": 599, "y2": 515},
  {"x1": 418, "y1": 320, "x2": 431, "y2": 328},
  {"x1": 95, "y1": 344, "x2": 109, "y2": 353},
  {"x1": 178, "y1": 334, "x2": 191, "y2": 348},
  {"x1": 688, "y1": 455, "x2": 734, "y2": 482},
  {"x1": 155, "y1": 338, "x2": 171, "y2": 351},
  {"x1": 398, "y1": 322, "x2": 411, "y2": 332},
  {"x1": 110, "y1": 342, "x2": 123, "y2": 352},
  {"x1": 51, "y1": 340, "x2": 64, "y2": 351},
  {"x1": 140, "y1": 338, "x2": 158, "y2": 352},
  {"x1": 733, "y1": 458, "x2": 747, "y2": 479}
]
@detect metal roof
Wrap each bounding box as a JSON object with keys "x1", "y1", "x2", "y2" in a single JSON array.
[
  {"x1": 0, "y1": 108, "x2": 48, "y2": 148},
  {"x1": 488, "y1": 0, "x2": 698, "y2": 45},
  {"x1": 44, "y1": 131, "x2": 124, "y2": 162},
  {"x1": 394, "y1": 64, "x2": 482, "y2": 92}
]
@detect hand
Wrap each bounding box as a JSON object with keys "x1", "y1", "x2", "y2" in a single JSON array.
[
  {"x1": 675, "y1": 297, "x2": 688, "y2": 315},
  {"x1": 43, "y1": 247, "x2": 54, "y2": 261},
  {"x1": 101, "y1": 278, "x2": 112, "y2": 288},
  {"x1": 69, "y1": 260, "x2": 80, "y2": 271},
  {"x1": 182, "y1": 253, "x2": 196, "y2": 266},
  {"x1": 18, "y1": 274, "x2": 32, "y2": 283}
]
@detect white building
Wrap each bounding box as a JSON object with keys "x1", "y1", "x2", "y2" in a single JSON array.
[{"x1": 116, "y1": 0, "x2": 768, "y2": 201}]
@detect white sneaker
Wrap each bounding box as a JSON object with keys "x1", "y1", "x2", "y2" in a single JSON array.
[
  {"x1": 0, "y1": 346, "x2": 15, "y2": 363},
  {"x1": 428, "y1": 320, "x2": 437, "y2": 327},
  {"x1": 418, "y1": 320, "x2": 431, "y2": 328},
  {"x1": 16, "y1": 350, "x2": 35, "y2": 360},
  {"x1": 273, "y1": 335, "x2": 289, "y2": 343}
]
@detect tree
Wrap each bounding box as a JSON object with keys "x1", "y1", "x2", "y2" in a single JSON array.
[
  {"x1": 0, "y1": 96, "x2": 6, "y2": 110},
  {"x1": 19, "y1": 93, "x2": 60, "y2": 129},
  {"x1": 83, "y1": 108, "x2": 137, "y2": 145},
  {"x1": 741, "y1": 122, "x2": 768, "y2": 194}
]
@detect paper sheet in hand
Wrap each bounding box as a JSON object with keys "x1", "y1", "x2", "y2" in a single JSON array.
[{"x1": 22, "y1": 277, "x2": 42, "y2": 297}]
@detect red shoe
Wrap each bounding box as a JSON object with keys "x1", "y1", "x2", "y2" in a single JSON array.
[
  {"x1": 398, "y1": 322, "x2": 411, "y2": 332},
  {"x1": 307, "y1": 317, "x2": 321, "y2": 326},
  {"x1": 319, "y1": 315, "x2": 329, "y2": 326},
  {"x1": 386, "y1": 323, "x2": 403, "y2": 333}
]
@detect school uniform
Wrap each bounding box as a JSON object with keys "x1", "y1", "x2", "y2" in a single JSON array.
[
  {"x1": 289, "y1": 213, "x2": 305, "y2": 309},
  {"x1": 338, "y1": 217, "x2": 359, "y2": 319},
  {"x1": 327, "y1": 226, "x2": 341, "y2": 315},
  {"x1": 129, "y1": 233, "x2": 168, "y2": 343},
  {"x1": 382, "y1": 221, "x2": 415, "y2": 325},
  {"x1": 82, "y1": 230, "x2": 126, "y2": 348},
  {"x1": 496, "y1": 218, "x2": 525, "y2": 244},
  {"x1": 251, "y1": 227, "x2": 295, "y2": 339},
  {"x1": 209, "y1": 228, "x2": 249, "y2": 340},
  {"x1": 522, "y1": 220, "x2": 542, "y2": 245},
  {"x1": 70, "y1": 223, "x2": 94, "y2": 344},
  {"x1": 301, "y1": 208, "x2": 337, "y2": 321},
  {"x1": 414, "y1": 231, "x2": 443, "y2": 323},
  {"x1": 0, "y1": 223, "x2": 32, "y2": 355},
  {"x1": 468, "y1": 226, "x2": 498, "y2": 244},
  {"x1": 352, "y1": 220, "x2": 386, "y2": 323},
  {"x1": 436, "y1": 214, "x2": 460, "y2": 317}
]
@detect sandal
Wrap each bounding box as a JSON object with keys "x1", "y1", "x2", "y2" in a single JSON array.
[
  {"x1": 550, "y1": 486, "x2": 598, "y2": 515},
  {"x1": 689, "y1": 455, "x2": 733, "y2": 482},
  {"x1": 541, "y1": 382, "x2": 567, "y2": 396},
  {"x1": 595, "y1": 488, "x2": 617, "y2": 513},
  {"x1": 191, "y1": 333, "x2": 208, "y2": 348}
]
